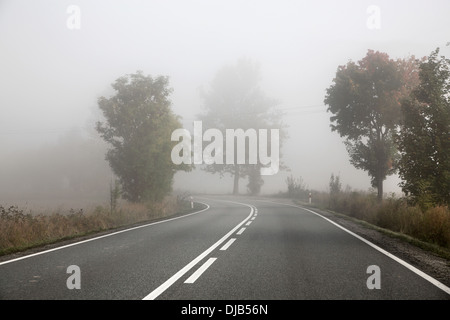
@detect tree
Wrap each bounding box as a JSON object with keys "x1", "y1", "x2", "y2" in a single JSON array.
[
  {"x1": 329, "y1": 173, "x2": 342, "y2": 209},
  {"x1": 96, "y1": 71, "x2": 190, "y2": 203},
  {"x1": 324, "y1": 50, "x2": 420, "y2": 201},
  {"x1": 199, "y1": 58, "x2": 286, "y2": 195},
  {"x1": 329, "y1": 173, "x2": 342, "y2": 195},
  {"x1": 247, "y1": 164, "x2": 264, "y2": 195},
  {"x1": 396, "y1": 48, "x2": 450, "y2": 208},
  {"x1": 109, "y1": 178, "x2": 121, "y2": 214}
]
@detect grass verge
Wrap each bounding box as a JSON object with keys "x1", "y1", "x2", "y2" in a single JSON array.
[{"x1": 0, "y1": 197, "x2": 206, "y2": 257}]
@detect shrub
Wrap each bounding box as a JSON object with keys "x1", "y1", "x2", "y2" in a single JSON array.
[
  {"x1": 421, "y1": 206, "x2": 450, "y2": 248},
  {"x1": 397, "y1": 204, "x2": 423, "y2": 237},
  {"x1": 296, "y1": 190, "x2": 450, "y2": 250},
  {"x1": 0, "y1": 195, "x2": 185, "y2": 255},
  {"x1": 285, "y1": 175, "x2": 308, "y2": 199}
]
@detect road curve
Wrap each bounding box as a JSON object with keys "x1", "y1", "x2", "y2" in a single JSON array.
[{"x1": 0, "y1": 196, "x2": 449, "y2": 300}]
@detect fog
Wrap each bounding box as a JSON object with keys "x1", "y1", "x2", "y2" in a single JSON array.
[{"x1": 1, "y1": 0, "x2": 449, "y2": 209}]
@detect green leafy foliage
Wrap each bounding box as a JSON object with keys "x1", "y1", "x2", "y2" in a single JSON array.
[
  {"x1": 96, "y1": 71, "x2": 191, "y2": 202},
  {"x1": 396, "y1": 48, "x2": 450, "y2": 208}
]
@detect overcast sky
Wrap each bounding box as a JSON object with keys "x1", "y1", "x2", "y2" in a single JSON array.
[{"x1": 1, "y1": 0, "x2": 449, "y2": 198}]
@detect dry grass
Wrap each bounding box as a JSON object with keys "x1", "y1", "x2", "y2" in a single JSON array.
[{"x1": 0, "y1": 196, "x2": 194, "y2": 256}]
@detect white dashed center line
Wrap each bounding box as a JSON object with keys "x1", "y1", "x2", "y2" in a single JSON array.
[
  {"x1": 220, "y1": 238, "x2": 236, "y2": 251},
  {"x1": 184, "y1": 258, "x2": 217, "y2": 284},
  {"x1": 143, "y1": 201, "x2": 254, "y2": 300}
]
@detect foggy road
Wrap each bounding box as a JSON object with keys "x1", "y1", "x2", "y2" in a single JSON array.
[{"x1": 0, "y1": 197, "x2": 449, "y2": 300}]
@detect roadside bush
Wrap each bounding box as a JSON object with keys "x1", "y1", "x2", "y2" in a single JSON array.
[
  {"x1": 421, "y1": 206, "x2": 450, "y2": 248},
  {"x1": 376, "y1": 198, "x2": 405, "y2": 231},
  {"x1": 285, "y1": 175, "x2": 309, "y2": 199},
  {"x1": 396, "y1": 204, "x2": 423, "y2": 237},
  {"x1": 0, "y1": 195, "x2": 186, "y2": 256}
]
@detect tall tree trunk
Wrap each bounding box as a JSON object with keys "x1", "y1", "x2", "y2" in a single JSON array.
[
  {"x1": 233, "y1": 164, "x2": 239, "y2": 195},
  {"x1": 376, "y1": 136, "x2": 384, "y2": 202},
  {"x1": 377, "y1": 175, "x2": 383, "y2": 202}
]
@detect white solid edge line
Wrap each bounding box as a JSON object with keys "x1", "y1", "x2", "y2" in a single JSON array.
[
  {"x1": 142, "y1": 202, "x2": 254, "y2": 300},
  {"x1": 220, "y1": 238, "x2": 236, "y2": 251},
  {"x1": 184, "y1": 258, "x2": 217, "y2": 284},
  {"x1": 236, "y1": 228, "x2": 246, "y2": 235},
  {"x1": 0, "y1": 202, "x2": 211, "y2": 266},
  {"x1": 255, "y1": 199, "x2": 450, "y2": 296}
]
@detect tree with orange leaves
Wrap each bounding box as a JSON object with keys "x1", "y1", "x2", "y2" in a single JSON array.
[{"x1": 324, "y1": 50, "x2": 420, "y2": 201}]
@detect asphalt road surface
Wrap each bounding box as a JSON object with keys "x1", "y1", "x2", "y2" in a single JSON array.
[{"x1": 1, "y1": 196, "x2": 449, "y2": 300}]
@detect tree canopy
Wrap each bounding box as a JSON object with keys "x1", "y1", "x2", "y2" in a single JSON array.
[
  {"x1": 96, "y1": 71, "x2": 190, "y2": 203},
  {"x1": 199, "y1": 58, "x2": 287, "y2": 195},
  {"x1": 324, "y1": 50, "x2": 420, "y2": 201},
  {"x1": 396, "y1": 48, "x2": 450, "y2": 208}
]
